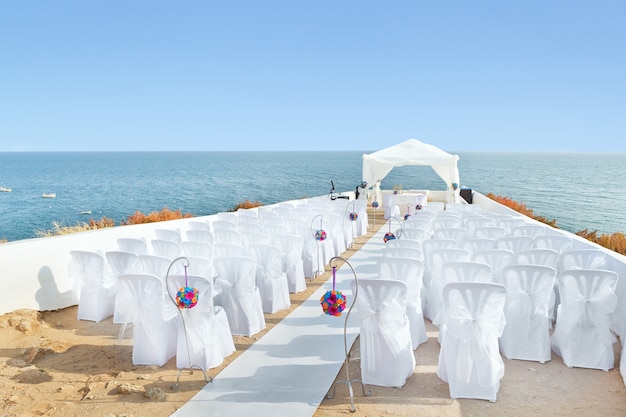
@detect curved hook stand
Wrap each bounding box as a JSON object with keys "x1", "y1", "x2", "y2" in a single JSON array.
[
  {"x1": 311, "y1": 214, "x2": 327, "y2": 278},
  {"x1": 344, "y1": 201, "x2": 358, "y2": 248},
  {"x1": 324, "y1": 256, "x2": 371, "y2": 412},
  {"x1": 165, "y1": 256, "x2": 211, "y2": 389},
  {"x1": 387, "y1": 216, "x2": 404, "y2": 241}
]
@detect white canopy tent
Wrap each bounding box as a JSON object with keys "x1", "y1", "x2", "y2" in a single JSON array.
[{"x1": 362, "y1": 139, "x2": 461, "y2": 204}]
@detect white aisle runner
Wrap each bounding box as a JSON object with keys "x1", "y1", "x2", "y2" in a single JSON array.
[{"x1": 171, "y1": 228, "x2": 386, "y2": 417}]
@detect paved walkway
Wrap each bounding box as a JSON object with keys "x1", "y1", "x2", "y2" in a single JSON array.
[{"x1": 171, "y1": 228, "x2": 386, "y2": 417}]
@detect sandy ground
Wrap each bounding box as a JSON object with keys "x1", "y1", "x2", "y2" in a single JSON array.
[{"x1": 2, "y1": 210, "x2": 626, "y2": 417}]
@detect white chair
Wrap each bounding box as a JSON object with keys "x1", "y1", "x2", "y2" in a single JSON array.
[
  {"x1": 462, "y1": 238, "x2": 496, "y2": 256},
  {"x1": 386, "y1": 239, "x2": 422, "y2": 251},
  {"x1": 105, "y1": 251, "x2": 140, "y2": 324},
  {"x1": 165, "y1": 274, "x2": 235, "y2": 370},
  {"x1": 432, "y1": 261, "x2": 493, "y2": 328},
  {"x1": 401, "y1": 227, "x2": 429, "y2": 242},
  {"x1": 381, "y1": 246, "x2": 423, "y2": 261},
  {"x1": 471, "y1": 249, "x2": 515, "y2": 283},
  {"x1": 464, "y1": 217, "x2": 496, "y2": 238},
  {"x1": 275, "y1": 234, "x2": 307, "y2": 293},
  {"x1": 558, "y1": 249, "x2": 607, "y2": 271},
  {"x1": 213, "y1": 242, "x2": 248, "y2": 258},
  {"x1": 499, "y1": 264, "x2": 557, "y2": 363},
  {"x1": 185, "y1": 229, "x2": 214, "y2": 244},
  {"x1": 473, "y1": 226, "x2": 507, "y2": 240},
  {"x1": 212, "y1": 220, "x2": 239, "y2": 232},
  {"x1": 495, "y1": 236, "x2": 534, "y2": 254},
  {"x1": 377, "y1": 257, "x2": 428, "y2": 348},
  {"x1": 138, "y1": 254, "x2": 174, "y2": 279},
  {"x1": 351, "y1": 279, "x2": 415, "y2": 387},
  {"x1": 188, "y1": 220, "x2": 212, "y2": 232},
  {"x1": 511, "y1": 225, "x2": 546, "y2": 239},
  {"x1": 533, "y1": 234, "x2": 573, "y2": 254},
  {"x1": 155, "y1": 228, "x2": 182, "y2": 244},
  {"x1": 437, "y1": 282, "x2": 507, "y2": 402},
  {"x1": 182, "y1": 241, "x2": 214, "y2": 260},
  {"x1": 117, "y1": 273, "x2": 178, "y2": 366},
  {"x1": 248, "y1": 244, "x2": 291, "y2": 314},
  {"x1": 213, "y1": 229, "x2": 242, "y2": 246},
  {"x1": 514, "y1": 248, "x2": 559, "y2": 269},
  {"x1": 432, "y1": 227, "x2": 466, "y2": 245},
  {"x1": 69, "y1": 250, "x2": 116, "y2": 323},
  {"x1": 151, "y1": 239, "x2": 183, "y2": 260},
  {"x1": 213, "y1": 256, "x2": 266, "y2": 336},
  {"x1": 240, "y1": 230, "x2": 271, "y2": 247},
  {"x1": 497, "y1": 217, "x2": 526, "y2": 235},
  {"x1": 185, "y1": 256, "x2": 215, "y2": 282},
  {"x1": 117, "y1": 237, "x2": 149, "y2": 255},
  {"x1": 424, "y1": 248, "x2": 471, "y2": 323},
  {"x1": 551, "y1": 269, "x2": 618, "y2": 371},
  {"x1": 433, "y1": 217, "x2": 462, "y2": 231}
]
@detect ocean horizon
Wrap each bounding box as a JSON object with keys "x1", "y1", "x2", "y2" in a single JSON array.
[{"x1": 1, "y1": 151, "x2": 625, "y2": 242}]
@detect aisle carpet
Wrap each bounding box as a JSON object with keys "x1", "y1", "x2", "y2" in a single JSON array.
[{"x1": 171, "y1": 228, "x2": 386, "y2": 417}]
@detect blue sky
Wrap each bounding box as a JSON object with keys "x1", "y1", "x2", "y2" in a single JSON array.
[{"x1": 1, "y1": 1, "x2": 624, "y2": 152}]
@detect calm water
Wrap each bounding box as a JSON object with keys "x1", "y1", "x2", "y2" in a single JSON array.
[{"x1": 1, "y1": 151, "x2": 624, "y2": 242}]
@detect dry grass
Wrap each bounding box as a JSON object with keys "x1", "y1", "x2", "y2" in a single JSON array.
[{"x1": 487, "y1": 193, "x2": 626, "y2": 256}]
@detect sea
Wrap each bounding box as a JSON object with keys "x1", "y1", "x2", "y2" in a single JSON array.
[{"x1": 1, "y1": 151, "x2": 625, "y2": 242}]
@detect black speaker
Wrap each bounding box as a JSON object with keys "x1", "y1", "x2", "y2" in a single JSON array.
[{"x1": 460, "y1": 188, "x2": 473, "y2": 204}]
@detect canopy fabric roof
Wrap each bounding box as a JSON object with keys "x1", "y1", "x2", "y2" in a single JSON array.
[{"x1": 362, "y1": 139, "x2": 461, "y2": 202}]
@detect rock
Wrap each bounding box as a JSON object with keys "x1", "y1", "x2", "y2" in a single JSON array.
[
  {"x1": 144, "y1": 387, "x2": 166, "y2": 401},
  {"x1": 117, "y1": 383, "x2": 144, "y2": 395}
]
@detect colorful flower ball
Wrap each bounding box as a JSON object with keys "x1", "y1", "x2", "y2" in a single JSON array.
[
  {"x1": 415, "y1": 204, "x2": 422, "y2": 211},
  {"x1": 384, "y1": 232, "x2": 396, "y2": 243},
  {"x1": 176, "y1": 286, "x2": 199, "y2": 309},
  {"x1": 315, "y1": 229, "x2": 327, "y2": 241},
  {"x1": 372, "y1": 201, "x2": 379, "y2": 208},
  {"x1": 404, "y1": 213, "x2": 411, "y2": 220},
  {"x1": 349, "y1": 212, "x2": 358, "y2": 221},
  {"x1": 451, "y1": 182, "x2": 459, "y2": 190},
  {"x1": 320, "y1": 290, "x2": 347, "y2": 317}
]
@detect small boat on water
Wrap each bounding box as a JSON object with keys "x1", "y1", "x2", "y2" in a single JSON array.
[
  {"x1": 0, "y1": 187, "x2": 11, "y2": 192},
  {"x1": 80, "y1": 210, "x2": 92, "y2": 215},
  {"x1": 42, "y1": 193, "x2": 56, "y2": 198}
]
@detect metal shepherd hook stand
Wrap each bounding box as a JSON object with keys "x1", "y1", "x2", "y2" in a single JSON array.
[
  {"x1": 325, "y1": 256, "x2": 371, "y2": 412},
  {"x1": 165, "y1": 256, "x2": 211, "y2": 389},
  {"x1": 311, "y1": 214, "x2": 327, "y2": 278}
]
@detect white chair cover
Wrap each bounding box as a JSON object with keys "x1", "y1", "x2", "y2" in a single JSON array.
[
  {"x1": 186, "y1": 256, "x2": 215, "y2": 282},
  {"x1": 213, "y1": 243, "x2": 247, "y2": 258},
  {"x1": 424, "y1": 248, "x2": 470, "y2": 322},
  {"x1": 275, "y1": 234, "x2": 307, "y2": 293},
  {"x1": 213, "y1": 256, "x2": 266, "y2": 336},
  {"x1": 248, "y1": 244, "x2": 291, "y2": 314},
  {"x1": 117, "y1": 273, "x2": 178, "y2": 366},
  {"x1": 138, "y1": 254, "x2": 175, "y2": 279},
  {"x1": 151, "y1": 239, "x2": 183, "y2": 260},
  {"x1": 241, "y1": 230, "x2": 271, "y2": 247},
  {"x1": 117, "y1": 237, "x2": 149, "y2": 255},
  {"x1": 166, "y1": 274, "x2": 235, "y2": 370},
  {"x1": 471, "y1": 249, "x2": 515, "y2": 283},
  {"x1": 551, "y1": 269, "x2": 618, "y2": 370},
  {"x1": 182, "y1": 241, "x2": 214, "y2": 260},
  {"x1": 437, "y1": 282, "x2": 507, "y2": 402},
  {"x1": 351, "y1": 279, "x2": 415, "y2": 387},
  {"x1": 377, "y1": 257, "x2": 427, "y2": 348},
  {"x1": 499, "y1": 264, "x2": 557, "y2": 363},
  {"x1": 105, "y1": 251, "x2": 140, "y2": 324},
  {"x1": 432, "y1": 261, "x2": 493, "y2": 328},
  {"x1": 383, "y1": 193, "x2": 400, "y2": 219},
  {"x1": 185, "y1": 229, "x2": 214, "y2": 245},
  {"x1": 213, "y1": 229, "x2": 242, "y2": 246},
  {"x1": 69, "y1": 250, "x2": 116, "y2": 322}
]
